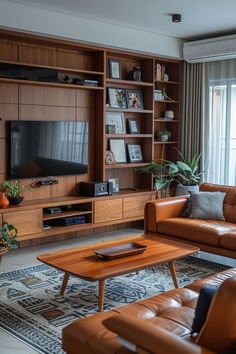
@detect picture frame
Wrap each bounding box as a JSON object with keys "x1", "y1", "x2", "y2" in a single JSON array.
[
  {"x1": 109, "y1": 139, "x2": 127, "y2": 163},
  {"x1": 127, "y1": 118, "x2": 140, "y2": 134},
  {"x1": 105, "y1": 112, "x2": 126, "y2": 134},
  {"x1": 108, "y1": 88, "x2": 127, "y2": 109},
  {"x1": 126, "y1": 89, "x2": 144, "y2": 109},
  {"x1": 108, "y1": 178, "x2": 120, "y2": 193},
  {"x1": 105, "y1": 150, "x2": 117, "y2": 165},
  {"x1": 108, "y1": 59, "x2": 121, "y2": 79},
  {"x1": 127, "y1": 143, "x2": 143, "y2": 162}
]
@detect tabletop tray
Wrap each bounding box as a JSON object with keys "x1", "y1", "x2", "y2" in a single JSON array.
[{"x1": 94, "y1": 242, "x2": 147, "y2": 260}]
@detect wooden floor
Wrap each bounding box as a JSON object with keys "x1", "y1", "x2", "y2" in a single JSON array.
[{"x1": 1, "y1": 227, "x2": 236, "y2": 353}]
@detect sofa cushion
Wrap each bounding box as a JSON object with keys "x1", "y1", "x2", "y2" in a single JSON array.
[
  {"x1": 63, "y1": 288, "x2": 198, "y2": 354},
  {"x1": 191, "y1": 285, "x2": 218, "y2": 334},
  {"x1": 189, "y1": 192, "x2": 225, "y2": 220},
  {"x1": 220, "y1": 232, "x2": 236, "y2": 251},
  {"x1": 200, "y1": 183, "x2": 236, "y2": 223},
  {"x1": 157, "y1": 218, "x2": 235, "y2": 246}
]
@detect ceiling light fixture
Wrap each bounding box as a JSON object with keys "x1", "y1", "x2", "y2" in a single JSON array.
[{"x1": 172, "y1": 14, "x2": 181, "y2": 23}]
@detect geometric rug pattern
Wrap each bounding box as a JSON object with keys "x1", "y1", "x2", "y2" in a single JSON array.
[{"x1": 0, "y1": 257, "x2": 229, "y2": 354}]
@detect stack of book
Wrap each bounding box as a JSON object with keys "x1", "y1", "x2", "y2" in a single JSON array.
[{"x1": 156, "y1": 63, "x2": 166, "y2": 81}]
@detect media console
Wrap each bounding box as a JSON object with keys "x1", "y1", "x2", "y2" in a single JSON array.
[{"x1": 0, "y1": 190, "x2": 155, "y2": 246}]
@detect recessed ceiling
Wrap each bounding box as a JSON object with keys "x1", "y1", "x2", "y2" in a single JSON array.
[{"x1": 6, "y1": 0, "x2": 236, "y2": 40}]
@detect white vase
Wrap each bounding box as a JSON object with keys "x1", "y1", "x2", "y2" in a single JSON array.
[{"x1": 175, "y1": 184, "x2": 199, "y2": 196}]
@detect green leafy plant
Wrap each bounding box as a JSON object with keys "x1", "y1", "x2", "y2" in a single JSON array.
[
  {"x1": 0, "y1": 180, "x2": 32, "y2": 198},
  {"x1": 136, "y1": 160, "x2": 177, "y2": 196},
  {"x1": 0, "y1": 222, "x2": 17, "y2": 249},
  {"x1": 166, "y1": 150, "x2": 203, "y2": 186}
]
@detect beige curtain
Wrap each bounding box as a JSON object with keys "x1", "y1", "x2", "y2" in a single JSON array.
[{"x1": 181, "y1": 62, "x2": 205, "y2": 160}]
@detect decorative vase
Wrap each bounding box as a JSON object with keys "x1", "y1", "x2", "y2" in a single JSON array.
[
  {"x1": 175, "y1": 184, "x2": 199, "y2": 196},
  {"x1": 0, "y1": 192, "x2": 9, "y2": 208},
  {"x1": 8, "y1": 196, "x2": 24, "y2": 205},
  {"x1": 129, "y1": 66, "x2": 141, "y2": 81}
]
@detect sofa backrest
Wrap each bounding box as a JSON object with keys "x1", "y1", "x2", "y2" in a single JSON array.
[{"x1": 200, "y1": 183, "x2": 236, "y2": 223}]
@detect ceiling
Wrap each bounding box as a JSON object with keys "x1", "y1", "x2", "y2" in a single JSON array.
[{"x1": 7, "y1": 0, "x2": 236, "y2": 40}]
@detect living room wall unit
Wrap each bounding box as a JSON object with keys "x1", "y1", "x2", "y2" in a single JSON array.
[{"x1": 0, "y1": 30, "x2": 181, "y2": 245}]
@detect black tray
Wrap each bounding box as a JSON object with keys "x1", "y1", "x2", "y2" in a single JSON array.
[{"x1": 94, "y1": 242, "x2": 147, "y2": 260}]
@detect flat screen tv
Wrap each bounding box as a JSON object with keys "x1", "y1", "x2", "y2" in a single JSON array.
[{"x1": 10, "y1": 120, "x2": 88, "y2": 179}]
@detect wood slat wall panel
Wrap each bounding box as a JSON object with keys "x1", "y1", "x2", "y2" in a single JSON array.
[
  {"x1": 0, "y1": 139, "x2": 6, "y2": 174},
  {"x1": 19, "y1": 105, "x2": 76, "y2": 121},
  {"x1": 19, "y1": 85, "x2": 76, "y2": 107},
  {"x1": 0, "y1": 104, "x2": 18, "y2": 138},
  {"x1": 19, "y1": 43, "x2": 57, "y2": 66},
  {"x1": 0, "y1": 83, "x2": 18, "y2": 104},
  {"x1": 57, "y1": 48, "x2": 95, "y2": 71},
  {"x1": 0, "y1": 39, "x2": 18, "y2": 61}
]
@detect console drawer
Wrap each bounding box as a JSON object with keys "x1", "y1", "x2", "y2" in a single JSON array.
[
  {"x1": 3, "y1": 209, "x2": 42, "y2": 237},
  {"x1": 94, "y1": 199, "x2": 122, "y2": 223},
  {"x1": 123, "y1": 195, "x2": 151, "y2": 218}
]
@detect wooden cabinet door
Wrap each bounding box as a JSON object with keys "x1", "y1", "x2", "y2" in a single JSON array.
[
  {"x1": 94, "y1": 199, "x2": 122, "y2": 223},
  {"x1": 123, "y1": 195, "x2": 151, "y2": 218},
  {"x1": 3, "y1": 209, "x2": 42, "y2": 237}
]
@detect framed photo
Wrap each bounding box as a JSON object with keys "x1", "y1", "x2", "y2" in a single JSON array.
[
  {"x1": 108, "y1": 178, "x2": 120, "y2": 193},
  {"x1": 127, "y1": 143, "x2": 143, "y2": 162},
  {"x1": 105, "y1": 124, "x2": 116, "y2": 134},
  {"x1": 106, "y1": 112, "x2": 126, "y2": 134},
  {"x1": 108, "y1": 88, "x2": 127, "y2": 109},
  {"x1": 109, "y1": 139, "x2": 127, "y2": 163},
  {"x1": 105, "y1": 150, "x2": 116, "y2": 165},
  {"x1": 127, "y1": 118, "x2": 140, "y2": 134},
  {"x1": 109, "y1": 59, "x2": 121, "y2": 79},
  {"x1": 126, "y1": 89, "x2": 144, "y2": 109}
]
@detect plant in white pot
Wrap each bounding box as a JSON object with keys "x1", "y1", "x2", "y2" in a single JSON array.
[
  {"x1": 155, "y1": 129, "x2": 171, "y2": 142},
  {"x1": 167, "y1": 151, "x2": 203, "y2": 196}
]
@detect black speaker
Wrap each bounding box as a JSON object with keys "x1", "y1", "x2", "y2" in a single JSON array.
[{"x1": 79, "y1": 182, "x2": 113, "y2": 197}]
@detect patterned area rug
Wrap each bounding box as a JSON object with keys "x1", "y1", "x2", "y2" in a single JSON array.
[{"x1": 0, "y1": 257, "x2": 229, "y2": 354}]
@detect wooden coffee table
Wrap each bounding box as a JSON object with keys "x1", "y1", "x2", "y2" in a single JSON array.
[{"x1": 37, "y1": 235, "x2": 199, "y2": 311}]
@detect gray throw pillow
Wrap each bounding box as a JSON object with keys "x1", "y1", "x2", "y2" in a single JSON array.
[{"x1": 189, "y1": 191, "x2": 226, "y2": 220}]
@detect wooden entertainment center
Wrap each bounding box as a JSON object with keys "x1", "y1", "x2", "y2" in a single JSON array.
[{"x1": 0, "y1": 29, "x2": 181, "y2": 246}]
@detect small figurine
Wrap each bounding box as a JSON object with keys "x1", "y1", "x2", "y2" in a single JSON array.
[{"x1": 129, "y1": 66, "x2": 141, "y2": 81}]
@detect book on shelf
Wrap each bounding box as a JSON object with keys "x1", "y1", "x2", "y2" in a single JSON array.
[{"x1": 156, "y1": 63, "x2": 166, "y2": 81}]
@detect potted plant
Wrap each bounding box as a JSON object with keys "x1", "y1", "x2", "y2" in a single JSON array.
[
  {"x1": 155, "y1": 129, "x2": 171, "y2": 142},
  {"x1": 166, "y1": 150, "x2": 203, "y2": 196},
  {"x1": 0, "y1": 180, "x2": 32, "y2": 205},
  {"x1": 0, "y1": 221, "x2": 17, "y2": 263},
  {"x1": 136, "y1": 160, "x2": 177, "y2": 198}
]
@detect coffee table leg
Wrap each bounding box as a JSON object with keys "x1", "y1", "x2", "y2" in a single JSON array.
[
  {"x1": 60, "y1": 272, "x2": 70, "y2": 295},
  {"x1": 99, "y1": 280, "x2": 105, "y2": 312},
  {"x1": 168, "y1": 261, "x2": 179, "y2": 288}
]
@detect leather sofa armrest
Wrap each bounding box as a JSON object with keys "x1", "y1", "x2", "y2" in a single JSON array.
[
  {"x1": 144, "y1": 196, "x2": 188, "y2": 233},
  {"x1": 103, "y1": 315, "x2": 216, "y2": 354},
  {"x1": 198, "y1": 277, "x2": 236, "y2": 353}
]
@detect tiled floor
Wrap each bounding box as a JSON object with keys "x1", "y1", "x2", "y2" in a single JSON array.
[{"x1": 1, "y1": 228, "x2": 236, "y2": 354}]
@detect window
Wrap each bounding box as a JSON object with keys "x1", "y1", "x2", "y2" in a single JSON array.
[{"x1": 206, "y1": 79, "x2": 236, "y2": 185}]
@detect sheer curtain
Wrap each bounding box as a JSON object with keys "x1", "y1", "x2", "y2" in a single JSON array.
[{"x1": 203, "y1": 59, "x2": 236, "y2": 185}]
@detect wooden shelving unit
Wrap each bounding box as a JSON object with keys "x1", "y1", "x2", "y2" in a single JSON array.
[{"x1": 0, "y1": 29, "x2": 181, "y2": 245}]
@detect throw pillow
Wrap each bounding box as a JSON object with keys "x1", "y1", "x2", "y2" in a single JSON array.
[
  {"x1": 189, "y1": 191, "x2": 226, "y2": 220},
  {"x1": 191, "y1": 284, "x2": 218, "y2": 334}
]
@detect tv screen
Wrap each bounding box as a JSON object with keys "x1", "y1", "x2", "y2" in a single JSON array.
[{"x1": 10, "y1": 120, "x2": 88, "y2": 179}]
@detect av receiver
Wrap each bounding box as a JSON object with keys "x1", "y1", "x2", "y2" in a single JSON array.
[{"x1": 79, "y1": 181, "x2": 113, "y2": 197}]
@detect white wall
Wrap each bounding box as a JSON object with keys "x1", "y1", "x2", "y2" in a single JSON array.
[{"x1": 0, "y1": 0, "x2": 183, "y2": 58}]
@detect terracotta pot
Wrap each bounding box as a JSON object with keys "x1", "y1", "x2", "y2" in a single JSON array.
[{"x1": 0, "y1": 192, "x2": 9, "y2": 208}]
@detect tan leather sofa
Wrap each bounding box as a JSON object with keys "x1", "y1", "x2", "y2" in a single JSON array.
[
  {"x1": 62, "y1": 267, "x2": 236, "y2": 354},
  {"x1": 145, "y1": 183, "x2": 236, "y2": 259}
]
